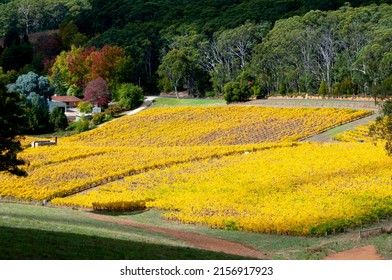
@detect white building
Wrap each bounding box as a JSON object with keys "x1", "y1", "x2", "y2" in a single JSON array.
[{"x1": 48, "y1": 100, "x2": 67, "y2": 113}]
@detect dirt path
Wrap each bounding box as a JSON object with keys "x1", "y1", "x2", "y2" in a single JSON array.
[
  {"x1": 87, "y1": 212, "x2": 267, "y2": 259},
  {"x1": 302, "y1": 113, "x2": 378, "y2": 143},
  {"x1": 324, "y1": 245, "x2": 384, "y2": 260},
  {"x1": 125, "y1": 96, "x2": 157, "y2": 116}
]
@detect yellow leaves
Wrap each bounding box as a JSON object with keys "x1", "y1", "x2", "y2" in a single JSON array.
[
  {"x1": 0, "y1": 142, "x2": 292, "y2": 200},
  {"x1": 333, "y1": 122, "x2": 374, "y2": 142},
  {"x1": 2, "y1": 106, "x2": 384, "y2": 236},
  {"x1": 53, "y1": 142, "x2": 392, "y2": 236},
  {"x1": 63, "y1": 106, "x2": 372, "y2": 147}
]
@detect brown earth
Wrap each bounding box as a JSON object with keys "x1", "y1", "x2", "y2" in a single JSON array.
[{"x1": 323, "y1": 245, "x2": 384, "y2": 260}]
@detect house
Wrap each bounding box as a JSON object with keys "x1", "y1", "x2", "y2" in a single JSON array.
[
  {"x1": 51, "y1": 96, "x2": 82, "y2": 107},
  {"x1": 48, "y1": 100, "x2": 67, "y2": 113}
]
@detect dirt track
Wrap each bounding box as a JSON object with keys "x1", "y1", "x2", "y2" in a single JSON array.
[{"x1": 324, "y1": 246, "x2": 384, "y2": 260}]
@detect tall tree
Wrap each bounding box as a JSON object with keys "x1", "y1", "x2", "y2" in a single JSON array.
[
  {"x1": 0, "y1": 76, "x2": 26, "y2": 176},
  {"x1": 7, "y1": 71, "x2": 54, "y2": 100},
  {"x1": 7, "y1": 71, "x2": 53, "y2": 133},
  {"x1": 157, "y1": 48, "x2": 190, "y2": 98}
]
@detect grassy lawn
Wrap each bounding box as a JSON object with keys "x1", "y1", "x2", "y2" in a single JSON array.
[
  {"x1": 151, "y1": 97, "x2": 226, "y2": 107},
  {"x1": 0, "y1": 203, "x2": 247, "y2": 260},
  {"x1": 101, "y1": 209, "x2": 392, "y2": 260},
  {"x1": 1, "y1": 203, "x2": 390, "y2": 260}
]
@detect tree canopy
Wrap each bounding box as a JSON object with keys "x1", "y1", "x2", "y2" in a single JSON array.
[{"x1": 0, "y1": 70, "x2": 26, "y2": 176}]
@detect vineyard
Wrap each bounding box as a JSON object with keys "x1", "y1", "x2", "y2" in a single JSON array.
[
  {"x1": 333, "y1": 122, "x2": 374, "y2": 142},
  {"x1": 63, "y1": 106, "x2": 371, "y2": 146},
  {"x1": 52, "y1": 143, "x2": 392, "y2": 236},
  {"x1": 2, "y1": 105, "x2": 390, "y2": 236}
]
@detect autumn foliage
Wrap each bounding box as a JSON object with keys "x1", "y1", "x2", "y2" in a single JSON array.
[
  {"x1": 50, "y1": 45, "x2": 130, "y2": 94},
  {"x1": 83, "y1": 77, "x2": 111, "y2": 107}
]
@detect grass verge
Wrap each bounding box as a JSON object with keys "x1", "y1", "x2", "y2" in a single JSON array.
[
  {"x1": 0, "y1": 203, "x2": 248, "y2": 260},
  {"x1": 151, "y1": 97, "x2": 225, "y2": 107}
]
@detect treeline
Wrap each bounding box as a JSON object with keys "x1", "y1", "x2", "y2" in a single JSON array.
[
  {"x1": 74, "y1": 0, "x2": 392, "y2": 97},
  {"x1": 0, "y1": 0, "x2": 91, "y2": 36},
  {"x1": 2, "y1": 0, "x2": 392, "y2": 100},
  {"x1": 252, "y1": 4, "x2": 392, "y2": 100}
]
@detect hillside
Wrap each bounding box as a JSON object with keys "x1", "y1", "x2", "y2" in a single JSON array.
[{"x1": 77, "y1": 0, "x2": 392, "y2": 36}]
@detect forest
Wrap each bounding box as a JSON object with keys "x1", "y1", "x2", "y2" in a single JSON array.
[
  {"x1": 1, "y1": 0, "x2": 392, "y2": 190},
  {"x1": 1, "y1": 0, "x2": 392, "y2": 99}
]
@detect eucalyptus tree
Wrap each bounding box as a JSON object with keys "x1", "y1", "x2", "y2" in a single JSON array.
[
  {"x1": 157, "y1": 48, "x2": 190, "y2": 98},
  {"x1": 200, "y1": 21, "x2": 269, "y2": 93}
]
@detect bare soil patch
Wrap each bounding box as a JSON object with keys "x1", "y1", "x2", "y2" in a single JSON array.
[
  {"x1": 323, "y1": 245, "x2": 384, "y2": 260},
  {"x1": 87, "y1": 212, "x2": 267, "y2": 259}
]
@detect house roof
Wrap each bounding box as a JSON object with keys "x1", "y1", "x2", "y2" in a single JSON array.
[{"x1": 52, "y1": 96, "x2": 82, "y2": 102}]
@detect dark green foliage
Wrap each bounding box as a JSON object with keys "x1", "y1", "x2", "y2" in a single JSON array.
[
  {"x1": 117, "y1": 83, "x2": 144, "y2": 110},
  {"x1": 59, "y1": 21, "x2": 88, "y2": 50},
  {"x1": 279, "y1": 83, "x2": 287, "y2": 96},
  {"x1": 0, "y1": 1, "x2": 91, "y2": 37},
  {"x1": 372, "y1": 75, "x2": 392, "y2": 103},
  {"x1": 381, "y1": 100, "x2": 392, "y2": 116},
  {"x1": 340, "y1": 78, "x2": 357, "y2": 96},
  {"x1": 1, "y1": 41, "x2": 33, "y2": 71},
  {"x1": 25, "y1": 93, "x2": 50, "y2": 134},
  {"x1": 318, "y1": 81, "x2": 329, "y2": 97},
  {"x1": 223, "y1": 81, "x2": 252, "y2": 103},
  {"x1": 80, "y1": 1, "x2": 386, "y2": 94},
  {"x1": 7, "y1": 72, "x2": 54, "y2": 133},
  {"x1": 49, "y1": 107, "x2": 68, "y2": 131},
  {"x1": 3, "y1": 27, "x2": 20, "y2": 48},
  {"x1": 0, "y1": 81, "x2": 26, "y2": 176}
]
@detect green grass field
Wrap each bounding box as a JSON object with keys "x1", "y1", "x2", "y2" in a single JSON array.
[
  {"x1": 0, "y1": 203, "x2": 248, "y2": 260},
  {"x1": 1, "y1": 203, "x2": 391, "y2": 260},
  {"x1": 151, "y1": 97, "x2": 226, "y2": 107}
]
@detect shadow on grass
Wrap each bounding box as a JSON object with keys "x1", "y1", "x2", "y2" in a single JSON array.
[
  {"x1": 90, "y1": 209, "x2": 149, "y2": 217},
  {"x1": 0, "y1": 226, "x2": 248, "y2": 260}
]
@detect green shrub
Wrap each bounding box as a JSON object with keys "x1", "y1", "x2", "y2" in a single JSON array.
[
  {"x1": 49, "y1": 107, "x2": 68, "y2": 131},
  {"x1": 318, "y1": 81, "x2": 328, "y2": 97},
  {"x1": 381, "y1": 100, "x2": 392, "y2": 116},
  {"x1": 204, "y1": 91, "x2": 216, "y2": 98},
  {"x1": 279, "y1": 82, "x2": 287, "y2": 96},
  {"x1": 333, "y1": 82, "x2": 341, "y2": 97},
  {"x1": 340, "y1": 77, "x2": 356, "y2": 96},
  {"x1": 252, "y1": 84, "x2": 267, "y2": 99},
  {"x1": 117, "y1": 83, "x2": 144, "y2": 110},
  {"x1": 92, "y1": 112, "x2": 106, "y2": 125},
  {"x1": 104, "y1": 104, "x2": 123, "y2": 117},
  {"x1": 223, "y1": 82, "x2": 252, "y2": 103},
  {"x1": 77, "y1": 101, "x2": 92, "y2": 113},
  {"x1": 66, "y1": 116, "x2": 90, "y2": 132},
  {"x1": 92, "y1": 200, "x2": 149, "y2": 212}
]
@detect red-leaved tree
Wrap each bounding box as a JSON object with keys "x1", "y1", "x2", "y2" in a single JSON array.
[{"x1": 83, "y1": 77, "x2": 111, "y2": 107}]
